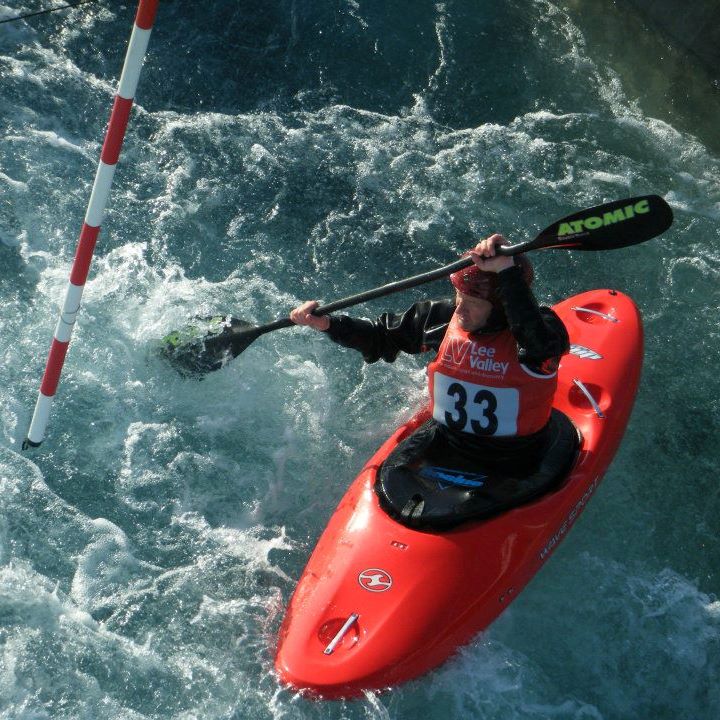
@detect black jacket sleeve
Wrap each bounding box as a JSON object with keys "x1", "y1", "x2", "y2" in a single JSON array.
[
  {"x1": 496, "y1": 265, "x2": 570, "y2": 372},
  {"x1": 325, "y1": 299, "x2": 455, "y2": 363}
]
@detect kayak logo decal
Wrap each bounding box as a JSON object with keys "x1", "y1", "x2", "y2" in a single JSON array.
[
  {"x1": 570, "y1": 344, "x2": 603, "y2": 360},
  {"x1": 419, "y1": 465, "x2": 486, "y2": 489},
  {"x1": 539, "y1": 476, "x2": 600, "y2": 561},
  {"x1": 358, "y1": 568, "x2": 393, "y2": 593},
  {"x1": 557, "y1": 199, "x2": 650, "y2": 237}
]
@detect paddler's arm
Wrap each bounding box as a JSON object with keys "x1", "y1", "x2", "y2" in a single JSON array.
[
  {"x1": 496, "y1": 264, "x2": 570, "y2": 372},
  {"x1": 290, "y1": 299, "x2": 455, "y2": 363}
]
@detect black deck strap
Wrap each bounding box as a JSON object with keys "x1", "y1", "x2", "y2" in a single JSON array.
[{"x1": 375, "y1": 410, "x2": 581, "y2": 531}]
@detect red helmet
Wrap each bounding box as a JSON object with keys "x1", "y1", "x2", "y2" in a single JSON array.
[{"x1": 450, "y1": 253, "x2": 534, "y2": 301}]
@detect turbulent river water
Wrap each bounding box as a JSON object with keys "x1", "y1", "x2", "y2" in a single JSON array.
[{"x1": 1, "y1": 1, "x2": 719, "y2": 718}]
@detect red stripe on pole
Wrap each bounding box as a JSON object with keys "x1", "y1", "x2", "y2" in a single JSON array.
[
  {"x1": 101, "y1": 96, "x2": 134, "y2": 165},
  {"x1": 69, "y1": 224, "x2": 101, "y2": 286},
  {"x1": 40, "y1": 339, "x2": 71, "y2": 397},
  {"x1": 135, "y1": 0, "x2": 159, "y2": 30}
]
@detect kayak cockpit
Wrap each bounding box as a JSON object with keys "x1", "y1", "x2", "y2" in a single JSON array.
[{"x1": 375, "y1": 409, "x2": 581, "y2": 530}]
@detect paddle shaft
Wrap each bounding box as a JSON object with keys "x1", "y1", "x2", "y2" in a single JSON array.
[
  {"x1": 247, "y1": 195, "x2": 674, "y2": 340},
  {"x1": 247, "y1": 247, "x2": 524, "y2": 338}
]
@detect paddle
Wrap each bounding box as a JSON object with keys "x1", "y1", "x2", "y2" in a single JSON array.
[{"x1": 160, "y1": 194, "x2": 672, "y2": 376}]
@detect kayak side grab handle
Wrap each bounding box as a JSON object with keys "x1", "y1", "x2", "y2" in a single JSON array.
[
  {"x1": 571, "y1": 305, "x2": 619, "y2": 323},
  {"x1": 572, "y1": 379, "x2": 605, "y2": 419},
  {"x1": 323, "y1": 614, "x2": 360, "y2": 655}
]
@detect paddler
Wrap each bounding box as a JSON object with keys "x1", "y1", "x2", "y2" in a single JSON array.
[{"x1": 290, "y1": 234, "x2": 569, "y2": 477}]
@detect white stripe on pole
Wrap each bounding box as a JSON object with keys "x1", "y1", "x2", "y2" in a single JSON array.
[
  {"x1": 26, "y1": 395, "x2": 54, "y2": 446},
  {"x1": 118, "y1": 26, "x2": 153, "y2": 99},
  {"x1": 84, "y1": 162, "x2": 118, "y2": 227},
  {"x1": 54, "y1": 283, "x2": 85, "y2": 342}
]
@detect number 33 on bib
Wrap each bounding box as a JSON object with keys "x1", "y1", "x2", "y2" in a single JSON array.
[{"x1": 432, "y1": 374, "x2": 520, "y2": 435}]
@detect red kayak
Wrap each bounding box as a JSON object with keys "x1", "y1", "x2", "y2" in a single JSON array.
[{"x1": 274, "y1": 289, "x2": 643, "y2": 698}]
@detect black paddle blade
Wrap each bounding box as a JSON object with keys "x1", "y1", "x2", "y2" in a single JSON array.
[
  {"x1": 160, "y1": 316, "x2": 260, "y2": 378},
  {"x1": 527, "y1": 195, "x2": 673, "y2": 252}
]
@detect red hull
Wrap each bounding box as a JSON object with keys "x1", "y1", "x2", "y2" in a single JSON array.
[{"x1": 275, "y1": 290, "x2": 643, "y2": 698}]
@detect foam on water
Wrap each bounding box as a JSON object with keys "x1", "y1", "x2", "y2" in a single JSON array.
[
  {"x1": 0, "y1": 446, "x2": 295, "y2": 718},
  {"x1": 1, "y1": 0, "x2": 719, "y2": 717}
]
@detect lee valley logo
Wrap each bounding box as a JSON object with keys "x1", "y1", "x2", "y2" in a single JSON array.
[
  {"x1": 558, "y1": 199, "x2": 650, "y2": 237},
  {"x1": 442, "y1": 339, "x2": 509, "y2": 375}
]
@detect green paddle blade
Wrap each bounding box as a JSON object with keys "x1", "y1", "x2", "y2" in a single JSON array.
[
  {"x1": 524, "y1": 194, "x2": 673, "y2": 252},
  {"x1": 160, "y1": 316, "x2": 260, "y2": 377}
]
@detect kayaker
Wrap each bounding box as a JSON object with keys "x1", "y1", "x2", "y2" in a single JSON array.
[{"x1": 290, "y1": 234, "x2": 569, "y2": 477}]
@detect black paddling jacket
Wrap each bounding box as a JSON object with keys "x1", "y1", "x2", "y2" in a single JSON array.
[
  {"x1": 323, "y1": 265, "x2": 571, "y2": 474},
  {"x1": 323, "y1": 265, "x2": 569, "y2": 375}
]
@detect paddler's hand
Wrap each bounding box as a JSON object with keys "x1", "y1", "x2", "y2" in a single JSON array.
[
  {"x1": 290, "y1": 300, "x2": 331, "y2": 332},
  {"x1": 469, "y1": 233, "x2": 515, "y2": 273}
]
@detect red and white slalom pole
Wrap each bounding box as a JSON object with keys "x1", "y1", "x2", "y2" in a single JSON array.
[{"x1": 23, "y1": 0, "x2": 160, "y2": 449}]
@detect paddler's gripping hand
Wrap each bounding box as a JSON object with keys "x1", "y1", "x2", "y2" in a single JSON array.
[
  {"x1": 290, "y1": 300, "x2": 331, "y2": 332},
  {"x1": 468, "y1": 233, "x2": 515, "y2": 273}
]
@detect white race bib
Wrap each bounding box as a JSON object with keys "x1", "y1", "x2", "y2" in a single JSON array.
[{"x1": 432, "y1": 372, "x2": 519, "y2": 436}]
